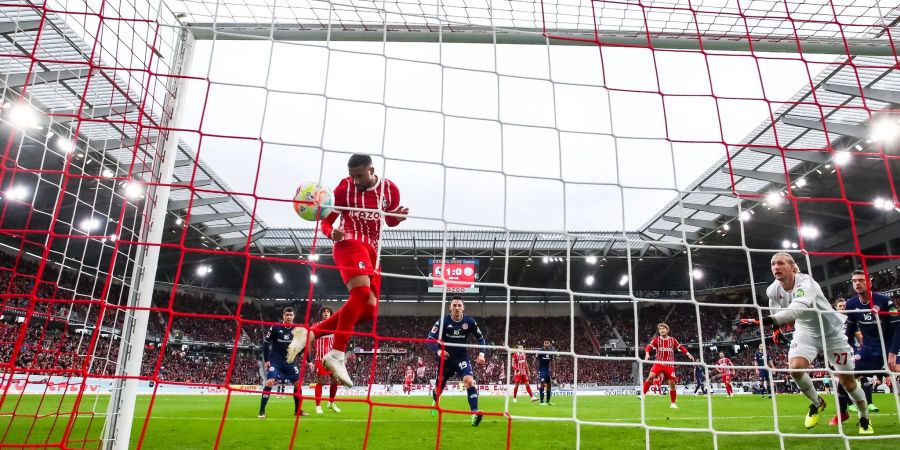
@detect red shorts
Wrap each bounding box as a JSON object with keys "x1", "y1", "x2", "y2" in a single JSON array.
[
  {"x1": 722, "y1": 374, "x2": 733, "y2": 383},
  {"x1": 513, "y1": 374, "x2": 529, "y2": 384},
  {"x1": 650, "y1": 364, "x2": 677, "y2": 382},
  {"x1": 315, "y1": 360, "x2": 331, "y2": 376},
  {"x1": 404, "y1": 380, "x2": 413, "y2": 387},
  {"x1": 333, "y1": 240, "x2": 382, "y2": 298}
]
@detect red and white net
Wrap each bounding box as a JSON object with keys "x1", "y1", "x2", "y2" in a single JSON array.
[{"x1": 1, "y1": 0, "x2": 899, "y2": 449}]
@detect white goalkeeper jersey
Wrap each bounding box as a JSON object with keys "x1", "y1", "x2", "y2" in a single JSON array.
[{"x1": 766, "y1": 272, "x2": 846, "y2": 340}]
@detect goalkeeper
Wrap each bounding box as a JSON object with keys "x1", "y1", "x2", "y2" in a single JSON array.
[{"x1": 735, "y1": 252, "x2": 872, "y2": 434}]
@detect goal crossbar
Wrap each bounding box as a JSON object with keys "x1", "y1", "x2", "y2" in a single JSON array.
[{"x1": 186, "y1": 23, "x2": 898, "y2": 55}]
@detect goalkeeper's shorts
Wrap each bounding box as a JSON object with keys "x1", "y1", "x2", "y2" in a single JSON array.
[{"x1": 788, "y1": 332, "x2": 854, "y2": 373}]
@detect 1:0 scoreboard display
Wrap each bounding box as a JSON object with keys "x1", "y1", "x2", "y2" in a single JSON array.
[{"x1": 428, "y1": 259, "x2": 479, "y2": 293}]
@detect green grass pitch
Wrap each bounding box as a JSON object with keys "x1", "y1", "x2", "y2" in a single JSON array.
[{"x1": 1, "y1": 393, "x2": 899, "y2": 449}]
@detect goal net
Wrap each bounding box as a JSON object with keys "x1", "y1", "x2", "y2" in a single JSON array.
[{"x1": 1, "y1": 0, "x2": 899, "y2": 449}]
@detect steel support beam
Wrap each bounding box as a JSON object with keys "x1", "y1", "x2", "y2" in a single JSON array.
[
  {"x1": 681, "y1": 202, "x2": 738, "y2": 217},
  {"x1": 203, "y1": 224, "x2": 252, "y2": 235},
  {"x1": 0, "y1": 20, "x2": 42, "y2": 35},
  {"x1": 289, "y1": 232, "x2": 304, "y2": 255},
  {"x1": 723, "y1": 167, "x2": 788, "y2": 185},
  {"x1": 118, "y1": 162, "x2": 151, "y2": 174},
  {"x1": 3, "y1": 68, "x2": 91, "y2": 88},
  {"x1": 824, "y1": 83, "x2": 900, "y2": 105},
  {"x1": 223, "y1": 230, "x2": 268, "y2": 249},
  {"x1": 662, "y1": 216, "x2": 719, "y2": 229},
  {"x1": 167, "y1": 196, "x2": 230, "y2": 210},
  {"x1": 747, "y1": 146, "x2": 830, "y2": 164},
  {"x1": 648, "y1": 228, "x2": 703, "y2": 241},
  {"x1": 782, "y1": 116, "x2": 868, "y2": 139},
  {"x1": 51, "y1": 104, "x2": 138, "y2": 122},
  {"x1": 186, "y1": 211, "x2": 244, "y2": 224},
  {"x1": 695, "y1": 186, "x2": 758, "y2": 196}
]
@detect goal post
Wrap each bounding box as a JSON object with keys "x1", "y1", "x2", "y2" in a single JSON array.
[{"x1": 100, "y1": 30, "x2": 198, "y2": 450}]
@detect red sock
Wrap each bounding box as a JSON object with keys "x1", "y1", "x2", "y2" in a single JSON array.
[
  {"x1": 670, "y1": 388, "x2": 677, "y2": 404},
  {"x1": 355, "y1": 303, "x2": 378, "y2": 335},
  {"x1": 526, "y1": 384, "x2": 533, "y2": 396},
  {"x1": 311, "y1": 291, "x2": 376, "y2": 337},
  {"x1": 332, "y1": 286, "x2": 370, "y2": 351},
  {"x1": 315, "y1": 382, "x2": 323, "y2": 406},
  {"x1": 642, "y1": 381, "x2": 650, "y2": 394},
  {"x1": 513, "y1": 385, "x2": 519, "y2": 398},
  {"x1": 329, "y1": 381, "x2": 338, "y2": 401}
]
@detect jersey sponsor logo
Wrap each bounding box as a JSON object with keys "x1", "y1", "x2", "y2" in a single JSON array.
[
  {"x1": 795, "y1": 288, "x2": 805, "y2": 297},
  {"x1": 348, "y1": 210, "x2": 382, "y2": 221}
]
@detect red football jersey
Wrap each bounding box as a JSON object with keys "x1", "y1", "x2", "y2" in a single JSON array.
[
  {"x1": 405, "y1": 368, "x2": 414, "y2": 382},
  {"x1": 513, "y1": 352, "x2": 529, "y2": 375},
  {"x1": 717, "y1": 357, "x2": 734, "y2": 375},
  {"x1": 314, "y1": 324, "x2": 334, "y2": 362},
  {"x1": 645, "y1": 336, "x2": 687, "y2": 367},
  {"x1": 321, "y1": 176, "x2": 402, "y2": 251}
]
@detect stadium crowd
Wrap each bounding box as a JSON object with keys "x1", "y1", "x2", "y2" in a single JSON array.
[{"x1": 4, "y1": 250, "x2": 899, "y2": 389}]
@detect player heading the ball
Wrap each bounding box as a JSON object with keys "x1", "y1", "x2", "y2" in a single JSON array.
[
  {"x1": 287, "y1": 154, "x2": 409, "y2": 387},
  {"x1": 735, "y1": 252, "x2": 873, "y2": 434}
]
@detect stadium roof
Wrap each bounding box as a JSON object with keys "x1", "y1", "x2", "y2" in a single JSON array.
[
  {"x1": 639, "y1": 55, "x2": 900, "y2": 256},
  {"x1": 0, "y1": 4, "x2": 264, "y2": 263},
  {"x1": 254, "y1": 228, "x2": 673, "y2": 258}
]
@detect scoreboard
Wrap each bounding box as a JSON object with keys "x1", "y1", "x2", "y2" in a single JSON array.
[{"x1": 428, "y1": 259, "x2": 479, "y2": 294}]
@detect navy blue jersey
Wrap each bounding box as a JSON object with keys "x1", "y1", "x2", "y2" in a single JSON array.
[
  {"x1": 536, "y1": 351, "x2": 554, "y2": 373},
  {"x1": 263, "y1": 325, "x2": 295, "y2": 365},
  {"x1": 845, "y1": 293, "x2": 900, "y2": 357},
  {"x1": 694, "y1": 365, "x2": 705, "y2": 381},
  {"x1": 426, "y1": 315, "x2": 487, "y2": 360},
  {"x1": 754, "y1": 351, "x2": 770, "y2": 369}
]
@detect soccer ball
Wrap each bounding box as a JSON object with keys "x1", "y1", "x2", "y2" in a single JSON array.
[{"x1": 293, "y1": 182, "x2": 334, "y2": 221}]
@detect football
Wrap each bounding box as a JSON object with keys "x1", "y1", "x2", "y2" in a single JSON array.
[{"x1": 293, "y1": 182, "x2": 334, "y2": 221}]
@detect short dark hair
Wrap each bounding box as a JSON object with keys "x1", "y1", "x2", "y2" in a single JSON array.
[
  {"x1": 347, "y1": 154, "x2": 373, "y2": 168},
  {"x1": 450, "y1": 295, "x2": 463, "y2": 302},
  {"x1": 851, "y1": 270, "x2": 867, "y2": 278},
  {"x1": 282, "y1": 307, "x2": 294, "y2": 315}
]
